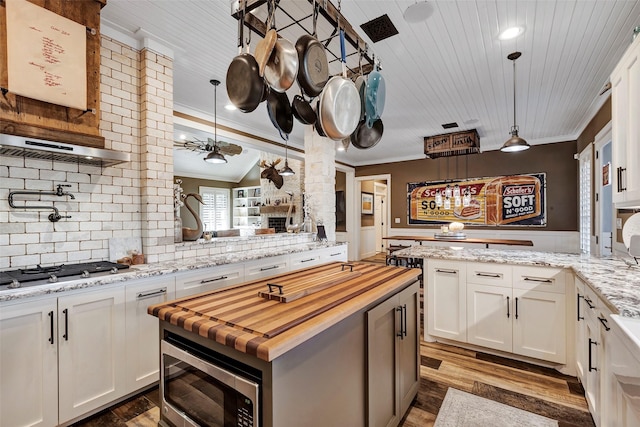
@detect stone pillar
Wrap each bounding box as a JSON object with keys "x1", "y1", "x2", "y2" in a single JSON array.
[
  {"x1": 139, "y1": 48, "x2": 175, "y2": 263},
  {"x1": 304, "y1": 127, "x2": 336, "y2": 241}
]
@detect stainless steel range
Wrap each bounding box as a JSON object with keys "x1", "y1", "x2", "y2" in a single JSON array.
[{"x1": 0, "y1": 261, "x2": 130, "y2": 291}]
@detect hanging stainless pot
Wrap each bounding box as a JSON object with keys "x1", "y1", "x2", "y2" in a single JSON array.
[
  {"x1": 351, "y1": 118, "x2": 383, "y2": 149},
  {"x1": 318, "y1": 29, "x2": 360, "y2": 141},
  {"x1": 314, "y1": 100, "x2": 327, "y2": 137},
  {"x1": 226, "y1": 4, "x2": 264, "y2": 113},
  {"x1": 295, "y1": 0, "x2": 329, "y2": 97},
  {"x1": 264, "y1": 36, "x2": 299, "y2": 93}
]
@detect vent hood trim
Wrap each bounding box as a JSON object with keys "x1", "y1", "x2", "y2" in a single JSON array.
[{"x1": 0, "y1": 134, "x2": 130, "y2": 167}]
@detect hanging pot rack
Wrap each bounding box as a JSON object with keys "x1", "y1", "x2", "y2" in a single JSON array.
[{"x1": 231, "y1": 0, "x2": 376, "y2": 77}]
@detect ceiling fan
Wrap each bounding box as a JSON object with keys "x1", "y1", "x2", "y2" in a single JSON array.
[{"x1": 173, "y1": 137, "x2": 243, "y2": 157}]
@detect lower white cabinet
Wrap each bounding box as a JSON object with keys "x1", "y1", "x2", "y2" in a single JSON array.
[
  {"x1": 367, "y1": 281, "x2": 420, "y2": 427},
  {"x1": 426, "y1": 260, "x2": 467, "y2": 342},
  {"x1": 427, "y1": 259, "x2": 566, "y2": 364},
  {"x1": 318, "y1": 245, "x2": 348, "y2": 263},
  {"x1": 174, "y1": 263, "x2": 245, "y2": 298},
  {"x1": 244, "y1": 255, "x2": 289, "y2": 281},
  {"x1": 124, "y1": 276, "x2": 176, "y2": 392},
  {"x1": 289, "y1": 251, "x2": 323, "y2": 270},
  {"x1": 0, "y1": 298, "x2": 58, "y2": 427},
  {"x1": 57, "y1": 287, "x2": 126, "y2": 423}
]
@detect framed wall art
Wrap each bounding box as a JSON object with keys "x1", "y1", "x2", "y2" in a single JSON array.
[{"x1": 361, "y1": 192, "x2": 374, "y2": 215}]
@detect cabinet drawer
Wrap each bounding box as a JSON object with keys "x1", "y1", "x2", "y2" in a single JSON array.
[
  {"x1": 513, "y1": 266, "x2": 565, "y2": 294},
  {"x1": 319, "y1": 245, "x2": 348, "y2": 263},
  {"x1": 175, "y1": 264, "x2": 245, "y2": 298},
  {"x1": 289, "y1": 251, "x2": 323, "y2": 270},
  {"x1": 466, "y1": 262, "x2": 512, "y2": 287},
  {"x1": 244, "y1": 255, "x2": 289, "y2": 281}
]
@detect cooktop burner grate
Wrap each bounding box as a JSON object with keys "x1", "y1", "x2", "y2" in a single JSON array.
[{"x1": 0, "y1": 261, "x2": 130, "y2": 289}]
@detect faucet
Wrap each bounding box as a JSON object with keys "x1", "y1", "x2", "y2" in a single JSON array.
[
  {"x1": 8, "y1": 184, "x2": 75, "y2": 222},
  {"x1": 55, "y1": 184, "x2": 75, "y2": 199}
]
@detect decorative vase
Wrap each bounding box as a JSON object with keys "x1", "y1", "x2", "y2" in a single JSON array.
[{"x1": 174, "y1": 214, "x2": 183, "y2": 243}]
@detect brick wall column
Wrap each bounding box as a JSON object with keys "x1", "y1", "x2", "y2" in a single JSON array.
[
  {"x1": 139, "y1": 49, "x2": 175, "y2": 263},
  {"x1": 303, "y1": 127, "x2": 336, "y2": 240}
]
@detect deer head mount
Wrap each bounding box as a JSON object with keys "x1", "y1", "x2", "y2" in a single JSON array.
[{"x1": 260, "y1": 158, "x2": 283, "y2": 189}]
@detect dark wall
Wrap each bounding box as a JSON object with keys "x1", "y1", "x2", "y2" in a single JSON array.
[
  {"x1": 577, "y1": 96, "x2": 611, "y2": 153},
  {"x1": 355, "y1": 141, "x2": 578, "y2": 231}
]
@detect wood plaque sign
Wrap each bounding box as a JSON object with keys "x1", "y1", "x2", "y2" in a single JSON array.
[
  {"x1": 424, "y1": 129, "x2": 480, "y2": 158},
  {"x1": 407, "y1": 173, "x2": 547, "y2": 227}
]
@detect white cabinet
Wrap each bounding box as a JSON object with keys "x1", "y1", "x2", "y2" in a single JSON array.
[
  {"x1": 244, "y1": 255, "x2": 289, "y2": 281},
  {"x1": 575, "y1": 277, "x2": 588, "y2": 386},
  {"x1": 605, "y1": 317, "x2": 640, "y2": 427},
  {"x1": 124, "y1": 276, "x2": 176, "y2": 392},
  {"x1": 367, "y1": 282, "x2": 420, "y2": 427},
  {"x1": 289, "y1": 250, "x2": 324, "y2": 271},
  {"x1": 318, "y1": 245, "x2": 348, "y2": 263},
  {"x1": 233, "y1": 186, "x2": 261, "y2": 229},
  {"x1": 426, "y1": 260, "x2": 467, "y2": 342},
  {"x1": 174, "y1": 263, "x2": 245, "y2": 298},
  {"x1": 611, "y1": 36, "x2": 640, "y2": 207},
  {"x1": 57, "y1": 287, "x2": 126, "y2": 423},
  {"x1": 467, "y1": 283, "x2": 512, "y2": 352},
  {"x1": 0, "y1": 298, "x2": 58, "y2": 427}
]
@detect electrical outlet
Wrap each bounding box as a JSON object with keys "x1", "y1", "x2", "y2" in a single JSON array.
[
  {"x1": 394, "y1": 218, "x2": 401, "y2": 224},
  {"x1": 616, "y1": 218, "x2": 623, "y2": 229}
]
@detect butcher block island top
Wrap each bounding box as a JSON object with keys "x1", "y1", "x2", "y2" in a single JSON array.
[{"x1": 148, "y1": 262, "x2": 420, "y2": 362}]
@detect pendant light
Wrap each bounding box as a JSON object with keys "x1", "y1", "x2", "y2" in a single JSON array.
[
  {"x1": 279, "y1": 140, "x2": 295, "y2": 176},
  {"x1": 501, "y1": 52, "x2": 530, "y2": 152},
  {"x1": 204, "y1": 79, "x2": 227, "y2": 164}
]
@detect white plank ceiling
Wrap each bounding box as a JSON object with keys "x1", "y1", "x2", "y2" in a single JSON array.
[{"x1": 100, "y1": 0, "x2": 640, "y2": 178}]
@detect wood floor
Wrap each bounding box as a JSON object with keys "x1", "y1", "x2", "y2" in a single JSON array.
[{"x1": 72, "y1": 341, "x2": 594, "y2": 427}]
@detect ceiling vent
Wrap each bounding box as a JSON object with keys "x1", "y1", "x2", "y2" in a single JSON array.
[
  {"x1": 442, "y1": 122, "x2": 459, "y2": 129},
  {"x1": 360, "y1": 14, "x2": 398, "y2": 43}
]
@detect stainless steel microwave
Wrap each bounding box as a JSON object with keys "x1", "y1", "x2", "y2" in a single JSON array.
[{"x1": 160, "y1": 337, "x2": 260, "y2": 427}]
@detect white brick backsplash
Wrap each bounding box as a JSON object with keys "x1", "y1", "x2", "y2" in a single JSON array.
[
  {"x1": 2, "y1": 177, "x2": 25, "y2": 189},
  {"x1": 1, "y1": 156, "x2": 25, "y2": 167},
  {"x1": 9, "y1": 167, "x2": 38, "y2": 179},
  {"x1": 27, "y1": 244, "x2": 54, "y2": 255},
  {"x1": 11, "y1": 254, "x2": 41, "y2": 267},
  {"x1": 24, "y1": 158, "x2": 55, "y2": 170},
  {"x1": 40, "y1": 232, "x2": 68, "y2": 243},
  {"x1": 3, "y1": 244, "x2": 26, "y2": 256},
  {"x1": 0, "y1": 222, "x2": 26, "y2": 234}
]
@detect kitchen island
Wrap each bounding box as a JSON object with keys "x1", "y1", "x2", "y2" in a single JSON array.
[{"x1": 148, "y1": 262, "x2": 421, "y2": 427}]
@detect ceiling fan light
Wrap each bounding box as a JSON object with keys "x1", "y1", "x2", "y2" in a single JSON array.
[
  {"x1": 279, "y1": 160, "x2": 295, "y2": 176},
  {"x1": 403, "y1": 1, "x2": 434, "y2": 24},
  {"x1": 499, "y1": 26, "x2": 524, "y2": 41},
  {"x1": 224, "y1": 104, "x2": 237, "y2": 111}
]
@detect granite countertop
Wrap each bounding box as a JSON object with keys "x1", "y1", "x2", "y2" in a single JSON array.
[
  {"x1": 392, "y1": 246, "x2": 640, "y2": 319},
  {"x1": 0, "y1": 241, "x2": 347, "y2": 302}
]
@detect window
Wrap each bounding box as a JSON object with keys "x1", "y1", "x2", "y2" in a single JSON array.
[
  {"x1": 199, "y1": 186, "x2": 230, "y2": 231},
  {"x1": 579, "y1": 145, "x2": 592, "y2": 254}
]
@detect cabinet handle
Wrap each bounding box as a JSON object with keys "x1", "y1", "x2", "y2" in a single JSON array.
[
  {"x1": 523, "y1": 277, "x2": 552, "y2": 283},
  {"x1": 588, "y1": 338, "x2": 598, "y2": 372},
  {"x1": 577, "y1": 294, "x2": 584, "y2": 321},
  {"x1": 621, "y1": 167, "x2": 627, "y2": 191},
  {"x1": 260, "y1": 265, "x2": 279, "y2": 271},
  {"x1": 62, "y1": 308, "x2": 69, "y2": 341},
  {"x1": 506, "y1": 296, "x2": 510, "y2": 318},
  {"x1": 48, "y1": 311, "x2": 54, "y2": 345},
  {"x1": 598, "y1": 316, "x2": 611, "y2": 331},
  {"x1": 396, "y1": 306, "x2": 404, "y2": 339},
  {"x1": 476, "y1": 272, "x2": 502, "y2": 278},
  {"x1": 137, "y1": 288, "x2": 167, "y2": 300},
  {"x1": 584, "y1": 297, "x2": 595, "y2": 309},
  {"x1": 435, "y1": 269, "x2": 457, "y2": 274},
  {"x1": 515, "y1": 297, "x2": 519, "y2": 320},
  {"x1": 200, "y1": 276, "x2": 228, "y2": 284},
  {"x1": 300, "y1": 258, "x2": 315, "y2": 263},
  {"x1": 330, "y1": 253, "x2": 341, "y2": 257},
  {"x1": 617, "y1": 167, "x2": 622, "y2": 192},
  {"x1": 402, "y1": 304, "x2": 407, "y2": 338}
]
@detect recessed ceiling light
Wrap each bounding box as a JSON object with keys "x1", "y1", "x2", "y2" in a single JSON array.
[
  {"x1": 179, "y1": 134, "x2": 186, "y2": 140},
  {"x1": 403, "y1": 1, "x2": 434, "y2": 24},
  {"x1": 498, "y1": 26, "x2": 524, "y2": 41},
  {"x1": 225, "y1": 104, "x2": 237, "y2": 111}
]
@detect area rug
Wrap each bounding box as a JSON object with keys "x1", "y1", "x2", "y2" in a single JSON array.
[{"x1": 434, "y1": 388, "x2": 559, "y2": 427}]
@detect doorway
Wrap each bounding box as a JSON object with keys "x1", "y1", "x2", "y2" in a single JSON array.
[
  {"x1": 594, "y1": 122, "x2": 613, "y2": 257},
  {"x1": 374, "y1": 182, "x2": 387, "y2": 254}
]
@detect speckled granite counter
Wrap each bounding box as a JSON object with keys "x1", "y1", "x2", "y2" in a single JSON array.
[
  {"x1": 392, "y1": 246, "x2": 640, "y2": 319},
  {"x1": 0, "y1": 242, "x2": 347, "y2": 302}
]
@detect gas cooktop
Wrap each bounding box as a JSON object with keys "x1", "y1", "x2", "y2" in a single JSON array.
[{"x1": 0, "y1": 261, "x2": 130, "y2": 291}]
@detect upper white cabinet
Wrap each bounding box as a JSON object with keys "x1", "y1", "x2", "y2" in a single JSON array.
[{"x1": 611, "y1": 36, "x2": 640, "y2": 207}]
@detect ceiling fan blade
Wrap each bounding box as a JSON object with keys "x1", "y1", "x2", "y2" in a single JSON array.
[{"x1": 217, "y1": 141, "x2": 243, "y2": 156}]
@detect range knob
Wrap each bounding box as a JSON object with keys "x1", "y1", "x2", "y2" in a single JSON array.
[
  {"x1": 48, "y1": 274, "x2": 58, "y2": 283},
  {"x1": 8, "y1": 279, "x2": 21, "y2": 289},
  {"x1": 110, "y1": 267, "x2": 118, "y2": 274},
  {"x1": 81, "y1": 270, "x2": 90, "y2": 278}
]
